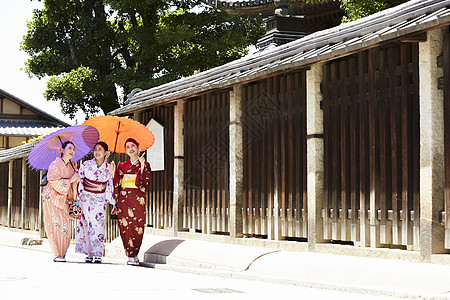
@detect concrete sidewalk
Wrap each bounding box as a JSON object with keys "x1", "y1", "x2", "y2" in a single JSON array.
[{"x1": 2, "y1": 227, "x2": 450, "y2": 299}]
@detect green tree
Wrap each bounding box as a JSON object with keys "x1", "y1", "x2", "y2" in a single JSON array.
[
  {"x1": 339, "y1": 0, "x2": 408, "y2": 22},
  {"x1": 303, "y1": 0, "x2": 408, "y2": 22},
  {"x1": 22, "y1": 0, "x2": 265, "y2": 119}
]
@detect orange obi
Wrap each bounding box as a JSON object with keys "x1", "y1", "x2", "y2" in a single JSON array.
[{"x1": 121, "y1": 174, "x2": 138, "y2": 189}]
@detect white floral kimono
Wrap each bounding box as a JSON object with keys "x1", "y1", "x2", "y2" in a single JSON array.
[{"x1": 75, "y1": 158, "x2": 115, "y2": 258}]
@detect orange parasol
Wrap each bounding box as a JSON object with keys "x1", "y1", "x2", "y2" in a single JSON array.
[{"x1": 82, "y1": 115, "x2": 155, "y2": 153}]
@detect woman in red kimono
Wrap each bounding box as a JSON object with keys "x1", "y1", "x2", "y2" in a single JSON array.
[
  {"x1": 113, "y1": 138, "x2": 152, "y2": 265},
  {"x1": 41, "y1": 141, "x2": 80, "y2": 262}
]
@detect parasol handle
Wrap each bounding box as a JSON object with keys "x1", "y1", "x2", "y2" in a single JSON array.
[
  {"x1": 58, "y1": 136, "x2": 77, "y2": 172},
  {"x1": 113, "y1": 121, "x2": 121, "y2": 153},
  {"x1": 69, "y1": 160, "x2": 76, "y2": 172}
]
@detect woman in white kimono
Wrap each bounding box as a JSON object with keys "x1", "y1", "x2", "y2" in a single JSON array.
[{"x1": 75, "y1": 141, "x2": 116, "y2": 263}]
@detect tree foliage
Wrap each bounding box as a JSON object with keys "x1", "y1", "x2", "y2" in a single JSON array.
[
  {"x1": 339, "y1": 0, "x2": 408, "y2": 22},
  {"x1": 22, "y1": 0, "x2": 265, "y2": 119},
  {"x1": 303, "y1": 0, "x2": 408, "y2": 22}
]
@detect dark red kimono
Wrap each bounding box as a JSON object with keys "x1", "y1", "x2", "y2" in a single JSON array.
[{"x1": 113, "y1": 159, "x2": 152, "y2": 257}]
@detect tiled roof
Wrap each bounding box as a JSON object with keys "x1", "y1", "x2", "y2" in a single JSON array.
[
  {"x1": 0, "y1": 89, "x2": 70, "y2": 127},
  {"x1": 109, "y1": 0, "x2": 450, "y2": 116},
  {"x1": 0, "y1": 119, "x2": 64, "y2": 137},
  {"x1": 0, "y1": 141, "x2": 36, "y2": 163},
  {"x1": 202, "y1": 0, "x2": 336, "y2": 10},
  {"x1": 203, "y1": 0, "x2": 274, "y2": 6}
]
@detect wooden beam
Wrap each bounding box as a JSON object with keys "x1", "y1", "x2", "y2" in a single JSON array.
[
  {"x1": 0, "y1": 114, "x2": 43, "y2": 120},
  {"x1": 399, "y1": 32, "x2": 427, "y2": 43},
  {"x1": 7, "y1": 160, "x2": 13, "y2": 228}
]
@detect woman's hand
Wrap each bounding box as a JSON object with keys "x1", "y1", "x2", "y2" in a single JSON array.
[
  {"x1": 70, "y1": 173, "x2": 81, "y2": 183},
  {"x1": 138, "y1": 154, "x2": 145, "y2": 172},
  {"x1": 109, "y1": 161, "x2": 116, "y2": 174}
]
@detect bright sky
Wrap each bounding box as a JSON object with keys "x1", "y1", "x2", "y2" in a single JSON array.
[{"x1": 0, "y1": 0, "x2": 85, "y2": 125}]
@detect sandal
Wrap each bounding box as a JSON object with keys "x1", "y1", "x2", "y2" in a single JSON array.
[
  {"x1": 53, "y1": 257, "x2": 66, "y2": 262},
  {"x1": 133, "y1": 256, "x2": 140, "y2": 266},
  {"x1": 85, "y1": 257, "x2": 93, "y2": 263},
  {"x1": 94, "y1": 257, "x2": 102, "y2": 263}
]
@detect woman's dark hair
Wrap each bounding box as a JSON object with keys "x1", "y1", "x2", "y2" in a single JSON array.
[
  {"x1": 60, "y1": 141, "x2": 75, "y2": 157},
  {"x1": 124, "y1": 138, "x2": 139, "y2": 148},
  {"x1": 95, "y1": 141, "x2": 109, "y2": 152},
  {"x1": 61, "y1": 141, "x2": 75, "y2": 149}
]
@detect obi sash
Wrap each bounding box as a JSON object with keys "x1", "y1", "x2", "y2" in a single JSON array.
[
  {"x1": 83, "y1": 177, "x2": 107, "y2": 194},
  {"x1": 121, "y1": 174, "x2": 138, "y2": 189}
]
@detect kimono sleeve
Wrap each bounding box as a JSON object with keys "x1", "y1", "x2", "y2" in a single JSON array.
[
  {"x1": 78, "y1": 160, "x2": 86, "y2": 179},
  {"x1": 136, "y1": 162, "x2": 152, "y2": 187},
  {"x1": 77, "y1": 160, "x2": 86, "y2": 195},
  {"x1": 105, "y1": 163, "x2": 115, "y2": 205},
  {"x1": 47, "y1": 159, "x2": 70, "y2": 196},
  {"x1": 113, "y1": 162, "x2": 124, "y2": 200}
]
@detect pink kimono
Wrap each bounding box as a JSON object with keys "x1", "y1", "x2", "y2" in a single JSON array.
[{"x1": 41, "y1": 157, "x2": 77, "y2": 258}]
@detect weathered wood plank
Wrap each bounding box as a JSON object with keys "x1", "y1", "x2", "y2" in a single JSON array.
[
  {"x1": 340, "y1": 58, "x2": 349, "y2": 241},
  {"x1": 330, "y1": 62, "x2": 340, "y2": 240},
  {"x1": 348, "y1": 56, "x2": 359, "y2": 243},
  {"x1": 322, "y1": 64, "x2": 331, "y2": 240},
  {"x1": 368, "y1": 48, "x2": 380, "y2": 248},
  {"x1": 444, "y1": 28, "x2": 450, "y2": 248},
  {"x1": 388, "y1": 46, "x2": 401, "y2": 245},
  {"x1": 300, "y1": 71, "x2": 308, "y2": 238},
  {"x1": 401, "y1": 44, "x2": 413, "y2": 247},
  {"x1": 359, "y1": 52, "x2": 369, "y2": 247},
  {"x1": 410, "y1": 43, "x2": 420, "y2": 248}
]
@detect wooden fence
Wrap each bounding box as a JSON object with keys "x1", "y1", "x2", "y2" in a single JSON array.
[
  {"x1": 141, "y1": 106, "x2": 175, "y2": 230},
  {"x1": 242, "y1": 70, "x2": 307, "y2": 239},
  {"x1": 25, "y1": 165, "x2": 41, "y2": 231},
  {"x1": 0, "y1": 162, "x2": 9, "y2": 226},
  {"x1": 0, "y1": 160, "x2": 42, "y2": 231},
  {"x1": 184, "y1": 92, "x2": 230, "y2": 234},
  {"x1": 322, "y1": 41, "x2": 420, "y2": 248}
]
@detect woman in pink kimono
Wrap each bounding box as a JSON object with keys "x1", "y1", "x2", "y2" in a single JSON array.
[
  {"x1": 113, "y1": 138, "x2": 152, "y2": 266},
  {"x1": 75, "y1": 141, "x2": 116, "y2": 263},
  {"x1": 42, "y1": 141, "x2": 80, "y2": 262}
]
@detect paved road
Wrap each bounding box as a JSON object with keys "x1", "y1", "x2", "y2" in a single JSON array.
[{"x1": 0, "y1": 245, "x2": 396, "y2": 300}]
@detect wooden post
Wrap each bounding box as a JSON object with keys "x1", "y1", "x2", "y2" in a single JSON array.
[
  {"x1": 133, "y1": 110, "x2": 142, "y2": 122},
  {"x1": 230, "y1": 84, "x2": 244, "y2": 239},
  {"x1": 21, "y1": 159, "x2": 27, "y2": 230},
  {"x1": 419, "y1": 27, "x2": 447, "y2": 260},
  {"x1": 173, "y1": 100, "x2": 186, "y2": 235},
  {"x1": 7, "y1": 160, "x2": 13, "y2": 228},
  {"x1": 306, "y1": 63, "x2": 325, "y2": 250}
]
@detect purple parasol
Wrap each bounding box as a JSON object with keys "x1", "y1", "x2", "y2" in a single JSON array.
[{"x1": 27, "y1": 125, "x2": 99, "y2": 171}]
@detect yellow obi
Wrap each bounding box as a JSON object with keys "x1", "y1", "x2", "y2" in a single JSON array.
[{"x1": 121, "y1": 174, "x2": 138, "y2": 189}]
